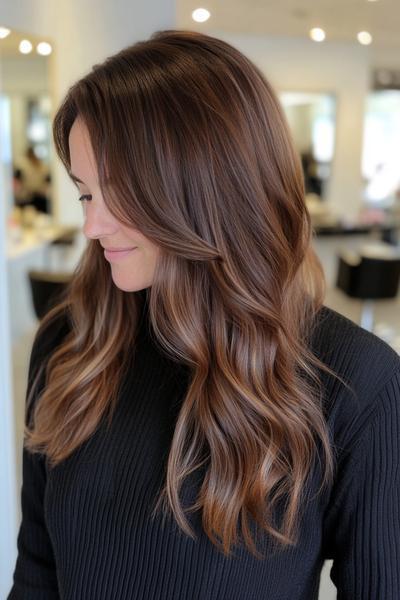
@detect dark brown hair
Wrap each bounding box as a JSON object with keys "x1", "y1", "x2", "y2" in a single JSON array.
[{"x1": 25, "y1": 29, "x2": 344, "y2": 558}]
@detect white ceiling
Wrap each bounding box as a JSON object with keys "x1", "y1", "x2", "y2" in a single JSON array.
[
  {"x1": 177, "y1": 0, "x2": 400, "y2": 49},
  {"x1": 1, "y1": 1, "x2": 399, "y2": 56}
]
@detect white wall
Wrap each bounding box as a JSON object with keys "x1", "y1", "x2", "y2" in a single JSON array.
[
  {"x1": 372, "y1": 45, "x2": 400, "y2": 70},
  {"x1": 208, "y1": 31, "x2": 371, "y2": 220},
  {"x1": 1, "y1": 55, "x2": 49, "y2": 94}
]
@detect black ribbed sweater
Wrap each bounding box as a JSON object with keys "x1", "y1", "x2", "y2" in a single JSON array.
[{"x1": 8, "y1": 303, "x2": 400, "y2": 599}]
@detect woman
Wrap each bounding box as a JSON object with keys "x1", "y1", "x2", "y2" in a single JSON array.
[{"x1": 9, "y1": 30, "x2": 400, "y2": 599}]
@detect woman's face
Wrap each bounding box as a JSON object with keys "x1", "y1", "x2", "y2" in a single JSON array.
[{"x1": 68, "y1": 117, "x2": 159, "y2": 292}]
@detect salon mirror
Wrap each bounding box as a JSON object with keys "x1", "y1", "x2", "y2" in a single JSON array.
[
  {"x1": 0, "y1": 28, "x2": 55, "y2": 217},
  {"x1": 280, "y1": 91, "x2": 337, "y2": 202}
]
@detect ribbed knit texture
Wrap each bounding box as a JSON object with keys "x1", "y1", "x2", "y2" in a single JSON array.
[{"x1": 8, "y1": 303, "x2": 400, "y2": 599}]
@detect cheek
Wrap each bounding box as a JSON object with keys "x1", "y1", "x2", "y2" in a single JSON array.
[
  {"x1": 149, "y1": 246, "x2": 160, "y2": 267},
  {"x1": 133, "y1": 239, "x2": 159, "y2": 263},
  {"x1": 120, "y1": 223, "x2": 142, "y2": 240}
]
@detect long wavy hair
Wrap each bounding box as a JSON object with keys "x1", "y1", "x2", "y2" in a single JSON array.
[{"x1": 24, "y1": 29, "x2": 345, "y2": 559}]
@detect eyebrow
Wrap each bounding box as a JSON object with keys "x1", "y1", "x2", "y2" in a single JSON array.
[
  {"x1": 68, "y1": 171, "x2": 112, "y2": 185},
  {"x1": 68, "y1": 171, "x2": 85, "y2": 184}
]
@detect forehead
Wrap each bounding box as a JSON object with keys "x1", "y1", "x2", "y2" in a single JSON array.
[{"x1": 68, "y1": 118, "x2": 99, "y2": 182}]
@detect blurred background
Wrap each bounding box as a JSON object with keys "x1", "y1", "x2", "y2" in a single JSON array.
[{"x1": 1, "y1": 1, "x2": 400, "y2": 597}]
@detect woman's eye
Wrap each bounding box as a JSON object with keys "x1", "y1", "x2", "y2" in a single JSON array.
[{"x1": 78, "y1": 194, "x2": 92, "y2": 217}]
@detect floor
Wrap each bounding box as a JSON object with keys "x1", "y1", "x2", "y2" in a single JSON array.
[{"x1": 10, "y1": 234, "x2": 400, "y2": 600}]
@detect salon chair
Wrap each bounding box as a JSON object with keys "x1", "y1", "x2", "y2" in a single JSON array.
[
  {"x1": 336, "y1": 243, "x2": 400, "y2": 332},
  {"x1": 28, "y1": 270, "x2": 73, "y2": 320}
]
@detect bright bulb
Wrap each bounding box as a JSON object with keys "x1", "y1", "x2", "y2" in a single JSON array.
[
  {"x1": 357, "y1": 31, "x2": 372, "y2": 45},
  {"x1": 310, "y1": 28, "x2": 326, "y2": 42},
  {"x1": 192, "y1": 8, "x2": 211, "y2": 23},
  {"x1": 19, "y1": 39, "x2": 33, "y2": 54},
  {"x1": 0, "y1": 27, "x2": 11, "y2": 39},
  {"x1": 37, "y1": 41, "x2": 52, "y2": 56}
]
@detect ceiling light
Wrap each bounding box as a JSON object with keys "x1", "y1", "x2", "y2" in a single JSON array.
[
  {"x1": 310, "y1": 28, "x2": 326, "y2": 42},
  {"x1": 37, "y1": 41, "x2": 52, "y2": 56},
  {"x1": 19, "y1": 39, "x2": 33, "y2": 54},
  {"x1": 357, "y1": 31, "x2": 372, "y2": 45},
  {"x1": 0, "y1": 27, "x2": 11, "y2": 39},
  {"x1": 192, "y1": 8, "x2": 211, "y2": 23}
]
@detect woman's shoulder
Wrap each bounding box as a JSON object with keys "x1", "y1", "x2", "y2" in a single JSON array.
[{"x1": 309, "y1": 304, "x2": 400, "y2": 449}]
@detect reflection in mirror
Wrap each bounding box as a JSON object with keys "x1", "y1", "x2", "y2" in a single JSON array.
[
  {"x1": 280, "y1": 92, "x2": 336, "y2": 202},
  {"x1": 0, "y1": 29, "x2": 54, "y2": 216},
  {"x1": 362, "y1": 90, "x2": 400, "y2": 209}
]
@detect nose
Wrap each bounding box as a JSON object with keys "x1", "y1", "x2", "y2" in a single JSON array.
[{"x1": 82, "y1": 197, "x2": 119, "y2": 240}]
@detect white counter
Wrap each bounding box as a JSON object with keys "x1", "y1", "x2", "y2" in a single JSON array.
[{"x1": 6, "y1": 224, "x2": 76, "y2": 261}]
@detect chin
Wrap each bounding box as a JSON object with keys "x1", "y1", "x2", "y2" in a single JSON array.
[
  {"x1": 111, "y1": 275, "x2": 151, "y2": 292},
  {"x1": 112, "y1": 280, "x2": 140, "y2": 292}
]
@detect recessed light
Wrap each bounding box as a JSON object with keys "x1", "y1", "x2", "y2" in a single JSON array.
[
  {"x1": 19, "y1": 39, "x2": 33, "y2": 54},
  {"x1": 310, "y1": 28, "x2": 326, "y2": 42},
  {"x1": 0, "y1": 27, "x2": 11, "y2": 39},
  {"x1": 192, "y1": 8, "x2": 211, "y2": 23},
  {"x1": 37, "y1": 42, "x2": 52, "y2": 56},
  {"x1": 357, "y1": 31, "x2": 372, "y2": 45}
]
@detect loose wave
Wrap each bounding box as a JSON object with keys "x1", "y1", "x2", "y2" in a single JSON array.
[{"x1": 25, "y1": 29, "x2": 346, "y2": 559}]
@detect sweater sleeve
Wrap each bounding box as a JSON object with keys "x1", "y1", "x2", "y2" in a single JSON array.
[
  {"x1": 323, "y1": 367, "x2": 400, "y2": 599},
  {"x1": 7, "y1": 316, "x2": 69, "y2": 599},
  {"x1": 7, "y1": 450, "x2": 59, "y2": 599}
]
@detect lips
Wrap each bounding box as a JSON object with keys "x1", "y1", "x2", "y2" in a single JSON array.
[{"x1": 103, "y1": 247, "x2": 137, "y2": 262}]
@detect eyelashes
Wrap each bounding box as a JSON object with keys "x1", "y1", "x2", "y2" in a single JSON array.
[{"x1": 78, "y1": 194, "x2": 92, "y2": 218}]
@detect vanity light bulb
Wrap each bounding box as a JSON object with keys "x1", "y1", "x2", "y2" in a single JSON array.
[
  {"x1": 37, "y1": 42, "x2": 52, "y2": 56},
  {"x1": 19, "y1": 39, "x2": 33, "y2": 54},
  {"x1": 0, "y1": 27, "x2": 11, "y2": 39}
]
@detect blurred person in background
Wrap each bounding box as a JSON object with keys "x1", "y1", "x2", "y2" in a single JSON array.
[{"x1": 13, "y1": 145, "x2": 52, "y2": 214}]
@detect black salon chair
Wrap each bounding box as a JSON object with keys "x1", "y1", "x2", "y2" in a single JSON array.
[
  {"x1": 336, "y1": 243, "x2": 400, "y2": 331},
  {"x1": 28, "y1": 270, "x2": 73, "y2": 320}
]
